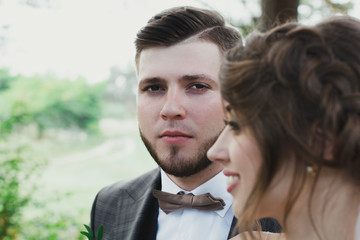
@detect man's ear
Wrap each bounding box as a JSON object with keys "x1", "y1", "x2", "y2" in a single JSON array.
[{"x1": 309, "y1": 125, "x2": 335, "y2": 161}]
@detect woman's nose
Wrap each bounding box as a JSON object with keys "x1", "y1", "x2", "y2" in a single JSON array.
[{"x1": 207, "y1": 126, "x2": 230, "y2": 163}]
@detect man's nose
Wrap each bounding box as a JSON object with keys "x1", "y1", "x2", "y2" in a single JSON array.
[{"x1": 160, "y1": 89, "x2": 186, "y2": 120}]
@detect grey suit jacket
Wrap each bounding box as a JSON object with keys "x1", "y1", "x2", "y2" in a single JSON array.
[
  {"x1": 91, "y1": 168, "x2": 161, "y2": 240},
  {"x1": 90, "y1": 168, "x2": 281, "y2": 240}
]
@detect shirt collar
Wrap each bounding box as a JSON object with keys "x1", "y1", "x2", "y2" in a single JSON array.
[{"x1": 160, "y1": 169, "x2": 233, "y2": 217}]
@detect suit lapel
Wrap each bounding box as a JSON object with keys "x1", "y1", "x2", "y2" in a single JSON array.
[
  {"x1": 125, "y1": 169, "x2": 161, "y2": 240},
  {"x1": 228, "y1": 217, "x2": 238, "y2": 239},
  {"x1": 131, "y1": 190, "x2": 159, "y2": 240}
]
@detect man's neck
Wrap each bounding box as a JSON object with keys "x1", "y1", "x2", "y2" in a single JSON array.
[{"x1": 166, "y1": 162, "x2": 224, "y2": 191}]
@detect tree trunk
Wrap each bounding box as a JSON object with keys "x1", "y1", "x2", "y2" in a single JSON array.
[{"x1": 258, "y1": 0, "x2": 299, "y2": 32}]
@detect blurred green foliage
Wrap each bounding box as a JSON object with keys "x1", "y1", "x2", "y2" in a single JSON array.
[
  {"x1": 0, "y1": 144, "x2": 31, "y2": 239},
  {"x1": 0, "y1": 139, "x2": 47, "y2": 239},
  {"x1": 0, "y1": 68, "x2": 106, "y2": 239},
  {"x1": 0, "y1": 69, "x2": 105, "y2": 136},
  {"x1": 19, "y1": 209, "x2": 85, "y2": 240}
]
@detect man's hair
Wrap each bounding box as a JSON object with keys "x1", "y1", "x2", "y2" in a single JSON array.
[
  {"x1": 134, "y1": 6, "x2": 242, "y2": 68},
  {"x1": 220, "y1": 16, "x2": 360, "y2": 235}
]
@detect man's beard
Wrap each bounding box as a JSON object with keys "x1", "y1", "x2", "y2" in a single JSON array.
[{"x1": 139, "y1": 129, "x2": 221, "y2": 177}]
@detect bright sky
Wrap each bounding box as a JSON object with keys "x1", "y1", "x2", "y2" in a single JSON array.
[{"x1": 0, "y1": 0, "x2": 359, "y2": 83}]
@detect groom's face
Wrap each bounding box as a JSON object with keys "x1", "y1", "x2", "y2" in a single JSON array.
[{"x1": 136, "y1": 40, "x2": 225, "y2": 177}]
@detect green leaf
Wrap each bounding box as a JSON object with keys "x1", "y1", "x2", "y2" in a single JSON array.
[
  {"x1": 97, "y1": 225, "x2": 104, "y2": 240},
  {"x1": 82, "y1": 224, "x2": 94, "y2": 240},
  {"x1": 80, "y1": 231, "x2": 91, "y2": 238},
  {"x1": 84, "y1": 224, "x2": 93, "y2": 234}
]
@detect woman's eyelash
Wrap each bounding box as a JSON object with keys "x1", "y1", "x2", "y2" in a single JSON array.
[{"x1": 224, "y1": 120, "x2": 241, "y2": 131}]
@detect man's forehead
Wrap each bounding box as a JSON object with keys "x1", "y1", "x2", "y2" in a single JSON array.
[
  {"x1": 136, "y1": 39, "x2": 222, "y2": 72},
  {"x1": 137, "y1": 40, "x2": 222, "y2": 84}
]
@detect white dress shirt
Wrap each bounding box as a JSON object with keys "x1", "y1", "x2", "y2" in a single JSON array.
[{"x1": 156, "y1": 170, "x2": 234, "y2": 240}]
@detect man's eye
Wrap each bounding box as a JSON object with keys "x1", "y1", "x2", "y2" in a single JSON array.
[
  {"x1": 188, "y1": 83, "x2": 209, "y2": 91},
  {"x1": 143, "y1": 85, "x2": 164, "y2": 92}
]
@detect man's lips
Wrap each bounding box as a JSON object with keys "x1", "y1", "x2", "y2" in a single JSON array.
[
  {"x1": 159, "y1": 130, "x2": 193, "y2": 143},
  {"x1": 223, "y1": 170, "x2": 240, "y2": 193}
]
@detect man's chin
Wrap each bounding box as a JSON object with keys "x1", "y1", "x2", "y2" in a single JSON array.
[
  {"x1": 139, "y1": 128, "x2": 220, "y2": 178},
  {"x1": 157, "y1": 159, "x2": 213, "y2": 178}
]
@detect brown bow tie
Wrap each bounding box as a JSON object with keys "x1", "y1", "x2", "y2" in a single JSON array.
[{"x1": 153, "y1": 189, "x2": 225, "y2": 214}]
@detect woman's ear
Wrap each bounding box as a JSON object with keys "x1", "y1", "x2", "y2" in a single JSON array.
[{"x1": 309, "y1": 126, "x2": 335, "y2": 161}]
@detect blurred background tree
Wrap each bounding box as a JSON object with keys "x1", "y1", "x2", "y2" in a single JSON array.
[{"x1": 235, "y1": 0, "x2": 354, "y2": 35}]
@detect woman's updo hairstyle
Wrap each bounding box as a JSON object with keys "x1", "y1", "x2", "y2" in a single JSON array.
[{"x1": 220, "y1": 16, "x2": 360, "y2": 231}]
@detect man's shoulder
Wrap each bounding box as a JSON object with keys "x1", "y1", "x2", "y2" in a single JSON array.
[
  {"x1": 91, "y1": 168, "x2": 161, "y2": 237},
  {"x1": 97, "y1": 168, "x2": 160, "y2": 200}
]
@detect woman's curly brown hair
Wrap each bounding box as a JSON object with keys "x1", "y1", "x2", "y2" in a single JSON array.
[{"x1": 220, "y1": 16, "x2": 360, "y2": 235}]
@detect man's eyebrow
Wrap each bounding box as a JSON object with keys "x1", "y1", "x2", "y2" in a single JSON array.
[
  {"x1": 180, "y1": 74, "x2": 216, "y2": 84},
  {"x1": 139, "y1": 77, "x2": 166, "y2": 85},
  {"x1": 140, "y1": 74, "x2": 217, "y2": 85}
]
